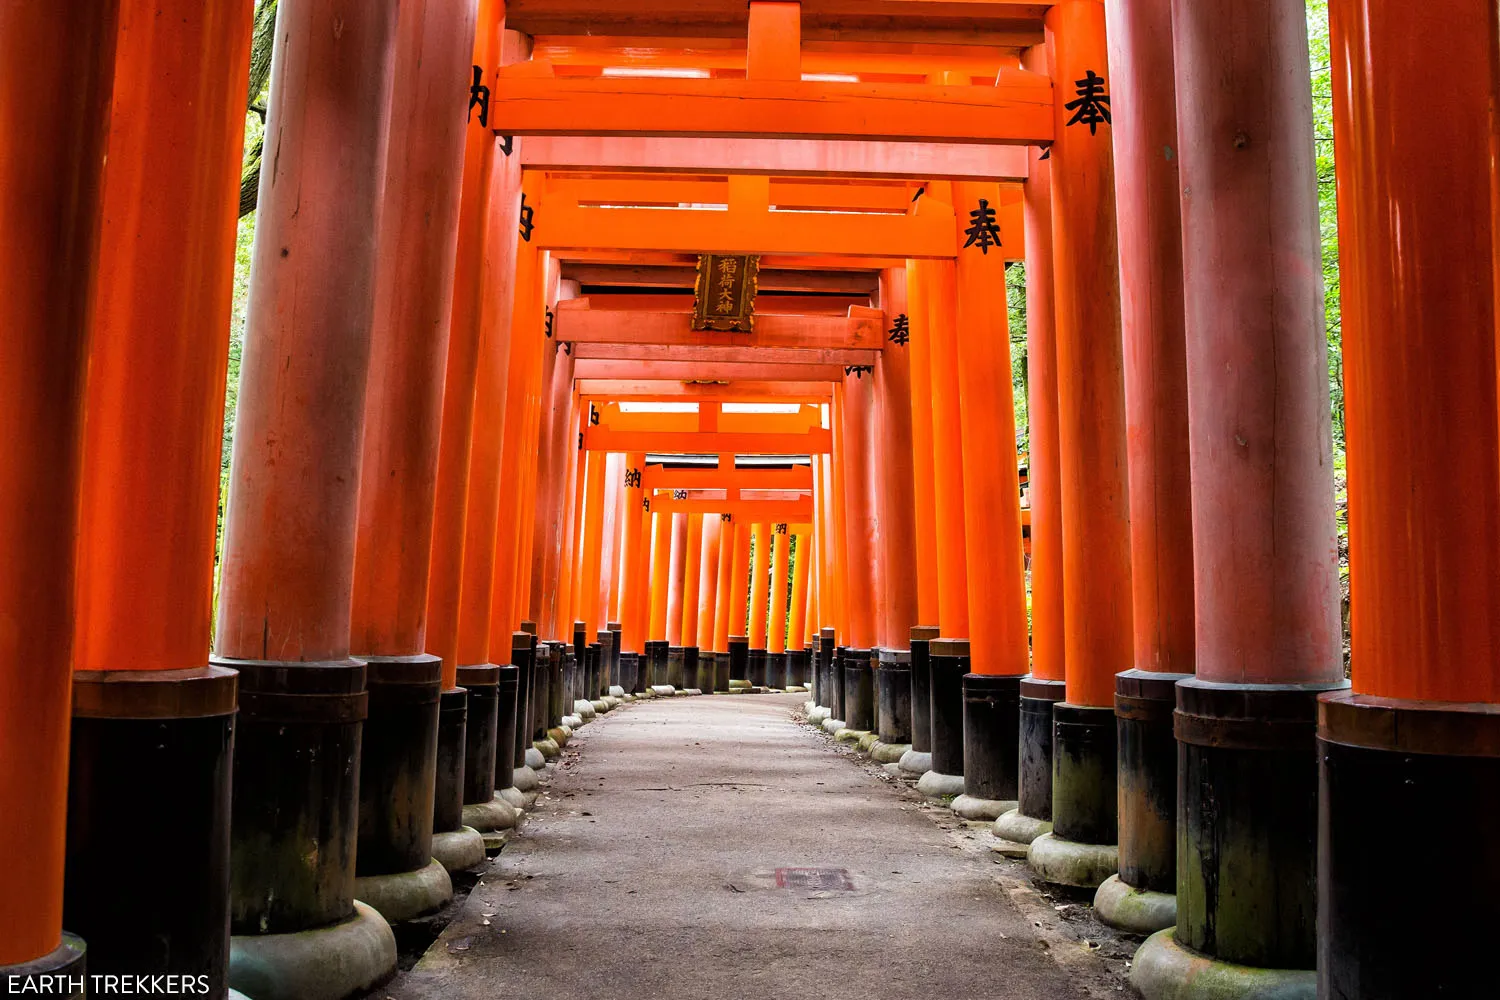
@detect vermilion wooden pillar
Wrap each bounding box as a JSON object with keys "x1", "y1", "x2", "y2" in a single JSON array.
[
  {"x1": 748, "y1": 522, "x2": 771, "y2": 650},
  {"x1": 788, "y1": 530, "x2": 811, "y2": 656},
  {"x1": 1317, "y1": 0, "x2": 1500, "y2": 993},
  {"x1": 1026, "y1": 0, "x2": 1130, "y2": 891},
  {"x1": 536, "y1": 343, "x2": 576, "y2": 638},
  {"x1": 63, "y1": 0, "x2": 249, "y2": 984},
  {"x1": 998, "y1": 49, "x2": 1069, "y2": 848},
  {"x1": 1094, "y1": 0, "x2": 1193, "y2": 935},
  {"x1": 951, "y1": 180, "x2": 1028, "y2": 816},
  {"x1": 559, "y1": 404, "x2": 587, "y2": 636},
  {"x1": 729, "y1": 517, "x2": 753, "y2": 644},
  {"x1": 828, "y1": 396, "x2": 851, "y2": 638},
  {"x1": 619, "y1": 452, "x2": 647, "y2": 653},
  {"x1": 924, "y1": 245, "x2": 971, "y2": 639},
  {"x1": 1133, "y1": 0, "x2": 1344, "y2": 988},
  {"x1": 595, "y1": 453, "x2": 624, "y2": 631},
  {"x1": 665, "y1": 512, "x2": 689, "y2": 646},
  {"x1": 712, "y1": 517, "x2": 738, "y2": 652},
  {"x1": 904, "y1": 259, "x2": 941, "y2": 626},
  {"x1": 426, "y1": 0, "x2": 506, "y2": 685},
  {"x1": 680, "y1": 513, "x2": 705, "y2": 646},
  {"x1": 768, "y1": 524, "x2": 792, "y2": 655},
  {"x1": 578, "y1": 449, "x2": 609, "y2": 641},
  {"x1": 696, "y1": 516, "x2": 723, "y2": 651},
  {"x1": 648, "y1": 510, "x2": 671, "y2": 641},
  {"x1": 873, "y1": 269, "x2": 919, "y2": 650},
  {"x1": 840, "y1": 368, "x2": 879, "y2": 649},
  {"x1": 211, "y1": 0, "x2": 401, "y2": 985},
  {"x1": 0, "y1": 0, "x2": 115, "y2": 978}
]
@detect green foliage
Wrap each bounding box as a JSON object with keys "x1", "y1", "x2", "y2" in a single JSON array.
[
  {"x1": 1307, "y1": 0, "x2": 1344, "y2": 458},
  {"x1": 1006, "y1": 261, "x2": 1029, "y2": 454}
]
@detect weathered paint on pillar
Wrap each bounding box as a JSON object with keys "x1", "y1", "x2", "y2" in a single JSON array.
[
  {"x1": 904, "y1": 259, "x2": 941, "y2": 625},
  {"x1": 729, "y1": 518, "x2": 753, "y2": 639},
  {"x1": 840, "y1": 369, "x2": 879, "y2": 649},
  {"x1": 1022, "y1": 46, "x2": 1066, "y2": 686},
  {"x1": 665, "y1": 512, "x2": 689, "y2": 646},
  {"x1": 749, "y1": 522, "x2": 771, "y2": 648},
  {"x1": 696, "y1": 516, "x2": 723, "y2": 650},
  {"x1": 925, "y1": 247, "x2": 971, "y2": 638},
  {"x1": 351, "y1": 0, "x2": 478, "y2": 664},
  {"x1": 425, "y1": 0, "x2": 507, "y2": 679},
  {"x1": 952, "y1": 181, "x2": 1028, "y2": 676},
  {"x1": 788, "y1": 530, "x2": 812, "y2": 652},
  {"x1": 873, "y1": 269, "x2": 920, "y2": 649},
  {"x1": 713, "y1": 518, "x2": 738, "y2": 651},
  {"x1": 1046, "y1": 0, "x2": 1133, "y2": 709},
  {"x1": 1106, "y1": 0, "x2": 1195, "y2": 677},
  {"x1": 648, "y1": 510, "x2": 671, "y2": 641},
  {"x1": 453, "y1": 153, "x2": 523, "y2": 668},
  {"x1": 619, "y1": 452, "x2": 647, "y2": 652},
  {"x1": 0, "y1": 0, "x2": 119, "y2": 965},
  {"x1": 680, "y1": 513, "x2": 705, "y2": 644},
  {"x1": 768, "y1": 524, "x2": 792, "y2": 653}
]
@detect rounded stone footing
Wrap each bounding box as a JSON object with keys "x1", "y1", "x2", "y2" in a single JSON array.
[
  {"x1": 432, "y1": 827, "x2": 486, "y2": 872},
  {"x1": 728, "y1": 679, "x2": 751, "y2": 691},
  {"x1": 953, "y1": 793, "x2": 1018, "y2": 821},
  {"x1": 856, "y1": 732, "x2": 879, "y2": 753},
  {"x1": 547, "y1": 726, "x2": 572, "y2": 746},
  {"x1": 561, "y1": 714, "x2": 583, "y2": 728},
  {"x1": 609, "y1": 685, "x2": 625, "y2": 697},
  {"x1": 916, "y1": 770, "x2": 965, "y2": 798},
  {"x1": 590, "y1": 698, "x2": 610, "y2": 713},
  {"x1": 820, "y1": 717, "x2": 844, "y2": 735},
  {"x1": 602, "y1": 696, "x2": 621, "y2": 709},
  {"x1": 523, "y1": 747, "x2": 546, "y2": 769},
  {"x1": 1093, "y1": 874, "x2": 1177, "y2": 935},
  {"x1": 683, "y1": 687, "x2": 703, "y2": 696},
  {"x1": 534, "y1": 738, "x2": 560, "y2": 760},
  {"x1": 803, "y1": 700, "x2": 817, "y2": 714},
  {"x1": 1130, "y1": 928, "x2": 1315, "y2": 1000},
  {"x1": 574, "y1": 700, "x2": 596, "y2": 721},
  {"x1": 1027, "y1": 832, "x2": 1118, "y2": 889},
  {"x1": 497, "y1": 786, "x2": 527, "y2": 810},
  {"x1": 461, "y1": 794, "x2": 519, "y2": 832},
  {"x1": 835, "y1": 728, "x2": 869, "y2": 744},
  {"x1": 899, "y1": 749, "x2": 932, "y2": 775},
  {"x1": 870, "y1": 741, "x2": 910, "y2": 764},
  {"x1": 808, "y1": 707, "x2": 829, "y2": 726},
  {"x1": 513, "y1": 765, "x2": 540, "y2": 791},
  {"x1": 354, "y1": 858, "x2": 453, "y2": 924},
  {"x1": 993, "y1": 809, "x2": 1052, "y2": 844},
  {"x1": 652, "y1": 685, "x2": 676, "y2": 696},
  {"x1": 1, "y1": 934, "x2": 86, "y2": 992},
  {"x1": 229, "y1": 901, "x2": 397, "y2": 1000}
]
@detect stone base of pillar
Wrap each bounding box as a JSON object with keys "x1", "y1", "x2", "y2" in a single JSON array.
[
  {"x1": 765, "y1": 651, "x2": 786, "y2": 690},
  {"x1": 820, "y1": 716, "x2": 845, "y2": 735},
  {"x1": 496, "y1": 786, "x2": 527, "y2": 811},
  {"x1": 929, "y1": 642, "x2": 967, "y2": 779},
  {"x1": 747, "y1": 648, "x2": 768, "y2": 687},
  {"x1": 534, "y1": 737, "x2": 560, "y2": 760},
  {"x1": 1026, "y1": 832, "x2": 1118, "y2": 889},
  {"x1": 834, "y1": 727, "x2": 869, "y2": 744},
  {"x1": 619, "y1": 651, "x2": 640, "y2": 695},
  {"x1": 1317, "y1": 691, "x2": 1500, "y2": 998},
  {"x1": 430, "y1": 827, "x2": 485, "y2": 872},
  {"x1": 1106, "y1": 669, "x2": 1188, "y2": 933},
  {"x1": 952, "y1": 793, "x2": 1017, "y2": 821},
  {"x1": 875, "y1": 648, "x2": 912, "y2": 747},
  {"x1": 573, "y1": 699, "x2": 596, "y2": 722},
  {"x1": 512, "y1": 765, "x2": 540, "y2": 792},
  {"x1": 523, "y1": 746, "x2": 547, "y2": 769},
  {"x1": 992, "y1": 809, "x2": 1051, "y2": 845},
  {"x1": 353, "y1": 858, "x2": 451, "y2": 924},
  {"x1": 561, "y1": 712, "x2": 584, "y2": 728},
  {"x1": 65, "y1": 666, "x2": 236, "y2": 988},
  {"x1": 869, "y1": 741, "x2": 909, "y2": 764},
  {"x1": 461, "y1": 792, "x2": 519, "y2": 833},
  {"x1": 916, "y1": 770, "x2": 965, "y2": 798},
  {"x1": 651, "y1": 685, "x2": 677, "y2": 697},
  {"x1": 1018, "y1": 676, "x2": 1065, "y2": 828},
  {"x1": 456, "y1": 665, "x2": 502, "y2": 810},
  {"x1": 962, "y1": 673, "x2": 1021, "y2": 805},
  {"x1": 229, "y1": 901, "x2": 396, "y2": 1000},
  {"x1": 898, "y1": 748, "x2": 931, "y2": 775},
  {"x1": 0, "y1": 934, "x2": 86, "y2": 996},
  {"x1": 714, "y1": 653, "x2": 731, "y2": 692},
  {"x1": 666, "y1": 646, "x2": 687, "y2": 689},
  {"x1": 548, "y1": 725, "x2": 572, "y2": 747},
  {"x1": 590, "y1": 698, "x2": 610, "y2": 714},
  {"x1": 1130, "y1": 929, "x2": 1314, "y2": 1000},
  {"x1": 695, "y1": 651, "x2": 717, "y2": 693},
  {"x1": 842, "y1": 649, "x2": 874, "y2": 731},
  {"x1": 807, "y1": 705, "x2": 828, "y2": 726},
  {"x1": 432, "y1": 687, "x2": 467, "y2": 843},
  {"x1": 1093, "y1": 874, "x2": 1176, "y2": 934},
  {"x1": 1170, "y1": 679, "x2": 1340, "y2": 981}
]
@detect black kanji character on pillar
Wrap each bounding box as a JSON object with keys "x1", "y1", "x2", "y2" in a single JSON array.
[
  {"x1": 643, "y1": 497, "x2": 650, "y2": 510},
  {"x1": 888, "y1": 313, "x2": 910, "y2": 346},
  {"x1": 518, "y1": 193, "x2": 535, "y2": 242},
  {"x1": 496, "y1": 134, "x2": 513, "y2": 156},
  {"x1": 625, "y1": 467, "x2": 641, "y2": 488},
  {"x1": 544, "y1": 307, "x2": 554, "y2": 338},
  {"x1": 468, "y1": 66, "x2": 490, "y2": 127},
  {"x1": 673, "y1": 489, "x2": 688, "y2": 501},
  {"x1": 774, "y1": 523, "x2": 788, "y2": 535},
  {"x1": 721, "y1": 513, "x2": 732, "y2": 523},
  {"x1": 844, "y1": 364, "x2": 874, "y2": 378},
  {"x1": 578, "y1": 431, "x2": 583, "y2": 450},
  {"x1": 963, "y1": 199, "x2": 1002, "y2": 254},
  {"x1": 1064, "y1": 70, "x2": 1111, "y2": 134},
  {"x1": 589, "y1": 404, "x2": 600, "y2": 426}
]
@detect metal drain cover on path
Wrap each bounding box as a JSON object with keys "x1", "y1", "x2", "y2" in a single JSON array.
[{"x1": 775, "y1": 867, "x2": 853, "y2": 891}]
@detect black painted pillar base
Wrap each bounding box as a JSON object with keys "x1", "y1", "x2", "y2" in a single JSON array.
[
  {"x1": 562, "y1": 645, "x2": 578, "y2": 705},
  {"x1": 510, "y1": 633, "x2": 535, "y2": 767},
  {"x1": 842, "y1": 648, "x2": 874, "y2": 731},
  {"x1": 619, "y1": 651, "x2": 640, "y2": 696},
  {"x1": 767, "y1": 650, "x2": 788, "y2": 690},
  {"x1": 1028, "y1": 702, "x2": 1119, "y2": 889},
  {"x1": 0, "y1": 936, "x2": 86, "y2": 996},
  {"x1": 927, "y1": 640, "x2": 967, "y2": 777},
  {"x1": 433, "y1": 687, "x2": 467, "y2": 834},
  {"x1": 667, "y1": 645, "x2": 686, "y2": 689},
  {"x1": 962, "y1": 672, "x2": 1021, "y2": 803},
  {"x1": 830, "y1": 645, "x2": 848, "y2": 721},
  {"x1": 728, "y1": 635, "x2": 749, "y2": 681},
  {"x1": 1315, "y1": 691, "x2": 1500, "y2": 999},
  {"x1": 908, "y1": 626, "x2": 939, "y2": 753},
  {"x1": 747, "y1": 647, "x2": 767, "y2": 687},
  {"x1": 572, "y1": 622, "x2": 588, "y2": 694},
  {"x1": 694, "y1": 649, "x2": 715, "y2": 692},
  {"x1": 791, "y1": 646, "x2": 811, "y2": 688},
  {"x1": 714, "y1": 651, "x2": 731, "y2": 692},
  {"x1": 457, "y1": 665, "x2": 500, "y2": 803},
  {"x1": 529, "y1": 643, "x2": 551, "y2": 743},
  {"x1": 65, "y1": 666, "x2": 236, "y2": 987},
  {"x1": 816, "y1": 630, "x2": 836, "y2": 710},
  {"x1": 356, "y1": 655, "x2": 442, "y2": 877},
  {"x1": 651, "y1": 639, "x2": 670, "y2": 688},
  {"x1": 875, "y1": 649, "x2": 912, "y2": 745},
  {"x1": 546, "y1": 643, "x2": 567, "y2": 728},
  {"x1": 809, "y1": 638, "x2": 823, "y2": 703},
  {"x1": 995, "y1": 675, "x2": 1064, "y2": 844},
  {"x1": 607, "y1": 622, "x2": 623, "y2": 693}
]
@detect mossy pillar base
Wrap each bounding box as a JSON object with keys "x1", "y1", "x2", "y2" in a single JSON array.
[
  {"x1": 694, "y1": 649, "x2": 715, "y2": 693},
  {"x1": 1031, "y1": 703, "x2": 1117, "y2": 889},
  {"x1": 667, "y1": 645, "x2": 687, "y2": 689},
  {"x1": 1317, "y1": 692, "x2": 1500, "y2": 999},
  {"x1": 1007, "y1": 675, "x2": 1065, "y2": 834},
  {"x1": 714, "y1": 651, "x2": 731, "y2": 692},
  {"x1": 65, "y1": 667, "x2": 237, "y2": 986},
  {"x1": 963, "y1": 671, "x2": 1021, "y2": 804},
  {"x1": 357, "y1": 656, "x2": 441, "y2": 879},
  {"x1": 876, "y1": 648, "x2": 912, "y2": 745}
]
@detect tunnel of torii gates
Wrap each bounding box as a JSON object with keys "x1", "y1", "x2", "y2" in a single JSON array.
[{"x1": 2, "y1": 0, "x2": 1498, "y2": 997}]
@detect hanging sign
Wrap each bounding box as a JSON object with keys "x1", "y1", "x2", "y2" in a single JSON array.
[{"x1": 692, "y1": 254, "x2": 760, "y2": 332}]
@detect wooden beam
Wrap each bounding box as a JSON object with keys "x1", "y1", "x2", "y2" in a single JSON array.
[
  {"x1": 532, "y1": 37, "x2": 1025, "y2": 79},
  {"x1": 584, "y1": 427, "x2": 832, "y2": 453},
  {"x1": 643, "y1": 465, "x2": 815, "y2": 491},
  {"x1": 492, "y1": 72, "x2": 1052, "y2": 145},
  {"x1": 550, "y1": 176, "x2": 919, "y2": 212},
  {"x1": 561, "y1": 263, "x2": 881, "y2": 295},
  {"x1": 573, "y1": 359, "x2": 850, "y2": 380},
  {"x1": 646, "y1": 498, "x2": 814, "y2": 519},
  {"x1": 533, "y1": 202, "x2": 955, "y2": 258},
  {"x1": 572, "y1": 343, "x2": 878, "y2": 365},
  {"x1": 556, "y1": 306, "x2": 884, "y2": 349},
  {"x1": 577, "y1": 379, "x2": 834, "y2": 401},
  {"x1": 521, "y1": 136, "x2": 1029, "y2": 181}
]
